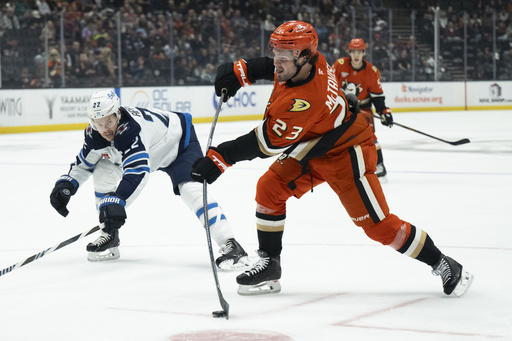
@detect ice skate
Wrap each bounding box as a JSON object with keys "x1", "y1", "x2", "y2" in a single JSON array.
[
  {"x1": 236, "y1": 250, "x2": 281, "y2": 295},
  {"x1": 376, "y1": 162, "x2": 388, "y2": 182},
  {"x1": 432, "y1": 255, "x2": 474, "y2": 297},
  {"x1": 86, "y1": 230, "x2": 120, "y2": 262},
  {"x1": 215, "y1": 238, "x2": 251, "y2": 271}
]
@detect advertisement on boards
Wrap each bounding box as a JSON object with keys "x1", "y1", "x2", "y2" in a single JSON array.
[
  {"x1": 382, "y1": 82, "x2": 464, "y2": 111},
  {"x1": 0, "y1": 88, "x2": 112, "y2": 128},
  {"x1": 466, "y1": 81, "x2": 512, "y2": 108},
  {"x1": 120, "y1": 85, "x2": 272, "y2": 120}
]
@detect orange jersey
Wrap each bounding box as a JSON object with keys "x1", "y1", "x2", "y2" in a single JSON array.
[
  {"x1": 333, "y1": 57, "x2": 384, "y2": 109},
  {"x1": 255, "y1": 53, "x2": 349, "y2": 156}
]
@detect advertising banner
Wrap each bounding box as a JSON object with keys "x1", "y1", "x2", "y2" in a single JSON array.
[
  {"x1": 466, "y1": 81, "x2": 512, "y2": 109},
  {"x1": 0, "y1": 88, "x2": 112, "y2": 129},
  {"x1": 382, "y1": 82, "x2": 465, "y2": 111}
]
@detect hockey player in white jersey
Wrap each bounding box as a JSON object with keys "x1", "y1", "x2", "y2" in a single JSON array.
[{"x1": 50, "y1": 90, "x2": 250, "y2": 270}]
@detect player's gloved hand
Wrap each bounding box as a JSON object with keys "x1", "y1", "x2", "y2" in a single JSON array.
[
  {"x1": 98, "y1": 194, "x2": 127, "y2": 234},
  {"x1": 215, "y1": 59, "x2": 251, "y2": 102},
  {"x1": 50, "y1": 175, "x2": 79, "y2": 217},
  {"x1": 379, "y1": 108, "x2": 393, "y2": 127},
  {"x1": 345, "y1": 92, "x2": 360, "y2": 114},
  {"x1": 191, "y1": 147, "x2": 232, "y2": 184}
]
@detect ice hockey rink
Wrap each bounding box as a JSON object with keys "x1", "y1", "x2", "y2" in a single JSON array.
[{"x1": 0, "y1": 109, "x2": 510, "y2": 341}]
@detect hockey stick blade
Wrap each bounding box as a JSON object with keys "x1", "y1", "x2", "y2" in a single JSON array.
[
  {"x1": 0, "y1": 225, "x2": 100, "y2": 277},
  {"x1": 449, "y1": 138, "x2": 471, "y2": 146},
  {"x1": 371, "y1": 114, "x2": 470, "y2": 146},
  {"x1": 212, "y1": 309, "x2": 229, "y2": 319}
]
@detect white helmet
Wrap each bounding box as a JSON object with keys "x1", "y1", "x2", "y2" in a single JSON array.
[{"x1": 87, "y1": 90, "x2": 120, "y2": 128}]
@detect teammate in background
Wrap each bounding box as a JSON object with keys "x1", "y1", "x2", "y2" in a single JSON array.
[
  {"x1": 191, "y1": 21, "x2": 473, "y2": 297},
  {"x1": 50, "y1": 90, "x2": 249, "y2": 270},
  {"x1": 333, "y1": 38, "x2": 392, "y2": 179}
]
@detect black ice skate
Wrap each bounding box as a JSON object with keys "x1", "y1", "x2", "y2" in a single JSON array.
[
  {"x1": 216, "y1": 238, "x2": 251, "y2": 271},
  {"x1": 236, "y1": 250, "x2": 281, "y2": 295},
  {"x1": 432, "y1": 255, "x2": 474, "y2": 297},
  {"x1": 86, "y1": 230, "x2": 120, "y2": 262}
]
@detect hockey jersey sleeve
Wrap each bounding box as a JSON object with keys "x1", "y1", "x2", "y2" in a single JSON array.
[
  {"x1": 367, "y1": 66, "x2": 388, "y2": 113},
  {"x1": 67, "y1": 126, "x2": 108, "y2": 186},
  {"x1": 215, "y1": 128, "x2": 272, "y2": 165},
  {"x1": 245, "y1": 57, "x2": 275, "y2": 83},
  {"x1": 113, "y1": 125, "x2": 150, "y2": 202}
]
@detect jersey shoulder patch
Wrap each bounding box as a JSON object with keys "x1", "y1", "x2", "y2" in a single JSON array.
[
  {"x1": 113, "y1": 115, "x2": 142, "y2": 152},
  {"x1": 337, "y1": 58, "x2": 345, "y2": 65},
  {"x1": 372, "y1": 65, "x2": 378, "y2": 73}
]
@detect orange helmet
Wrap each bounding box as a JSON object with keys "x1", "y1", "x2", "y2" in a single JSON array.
[
  {"x1": 349, "y1": 38, "x2": 366, "y2": 51},
  {"x1": 269, "y1": 21, "x2": 318, "y2": 58}
]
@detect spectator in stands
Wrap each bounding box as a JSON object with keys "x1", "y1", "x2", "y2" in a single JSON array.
[
  {"x1": 36, "y1": 0, "x2": 51, "y2": 16},
  {"x1": 67, "y1": 40, "x2": 82, "y2": 77},
  {"x1": 130, "y1": 55, "x2": 146, "y2": 80},
  {"x1": 99, "y1": 43, "x2": 115, "y2": 78},
  {"x1": 40, "y1": 19, "x2": 55, "y2": 42},
  {"x1": 2, "y1": 3, "x2": 20, "y2": 30},
  {"x1": 397, "y1": 48, "x2": 412, "y2": 75}
]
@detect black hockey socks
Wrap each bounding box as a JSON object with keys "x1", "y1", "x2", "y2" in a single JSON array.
[{"x1": 257, "y1": 230, "x2": 283, "y2": 257}]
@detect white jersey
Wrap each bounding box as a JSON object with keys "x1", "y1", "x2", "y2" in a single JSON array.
[{"x1": 68, "y1": 106, "x2": 193, "y2": 202}]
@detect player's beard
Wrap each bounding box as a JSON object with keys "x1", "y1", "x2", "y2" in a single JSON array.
[
  {"x1": 275, "y1": 65, "x2": 297, "y2": 82},
  {"x1": 101, "y1": 129, "x2": 116, "y2": 141}
]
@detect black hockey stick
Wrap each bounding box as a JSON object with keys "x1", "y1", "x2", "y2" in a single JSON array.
[
  {"x1": 0, "y1": 225, "x2": 100, "y2": 277},
  {"x1": 372, "y1": 114, "x2": 470, "y2": 146},
  {"x1": 203, "y1": 89, "x2": 230, "y2": 319}
]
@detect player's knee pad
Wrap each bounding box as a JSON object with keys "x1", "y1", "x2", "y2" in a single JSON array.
[
  {"x1": 93, "y1": 159, "x2": 122, "y2": 209},
  {"x1": 256, "y1": 168, "x2": 295, "y2": 214},
  {"x1": 93, "y1": 159, "x2": 122, "y2": 194},
  {"x1": 179, "y1": 181, "x2": 227, "y2": 228},
  {"x1": 361, "y1": 214, "x2": 406, "y2": 246}
]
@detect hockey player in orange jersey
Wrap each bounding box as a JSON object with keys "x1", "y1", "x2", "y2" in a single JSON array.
[
  {"x1": 191, "y1": 21, "x2": 473, "y2": 297},
  {"x1": 333, "y1": 38, "x2": 392, "y2": 179}
]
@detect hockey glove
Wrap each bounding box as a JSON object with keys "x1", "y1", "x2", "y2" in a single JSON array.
[
  {"x1": 379, "y1": 108, "x2": 393, "y2": 127},
  {"x1": 191, "y1": 147, "x2": 232, "y2": 184},
  {"x1": 98, "y1": 194, "x2": 127, "y2": 234},
  {"x1": 345, "y1": 92, "x2": 360, "y2": 114},
  {"x1": 50, "y1": 175, "x2": 79, "y2": 217},
  {"x1": 215, "y1": 59, "x2": 252, "y2": 102}
]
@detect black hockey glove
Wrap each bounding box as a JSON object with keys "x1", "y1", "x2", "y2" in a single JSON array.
[
  {"x1": 379, "y1": 108, "x2": 393, "y2": 127},
  {"x1": 50, "y1": 175, "x2": 79, "y2": 217},
  {"x1": 98, "y1": 194, "x2": 127, "y2": 234},
  {"x1": 191, "y1": 147, "x2": 232, "y2": 184},
  {"x1": 345, "y1": 92, "x2": 360, "y2": 114},
  {"x1": 215, "y1": 62, "x2": 242, "y2": 102}
]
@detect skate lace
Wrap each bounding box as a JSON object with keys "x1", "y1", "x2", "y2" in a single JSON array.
[
  {"x1": 246, "y1": 257, "x2": 269, "y2": 276},
  {"x1": 93, "y1": 234, "x2": 113, "y2": 247},
  {"x1": 219, "y1": 240, "x2": 234, "y2": 255},
  {"x1": 432, "y1": 258, "x2": 451, "y2": 285}
]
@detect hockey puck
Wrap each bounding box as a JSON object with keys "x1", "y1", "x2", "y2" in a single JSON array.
[{"x1": 212, "y1": 310, "x2": 228, "y2": 319}]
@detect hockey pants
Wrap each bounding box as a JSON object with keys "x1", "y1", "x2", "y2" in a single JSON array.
[{"x1": 255, "y1": 138, "x2": 440, "y2": 264}]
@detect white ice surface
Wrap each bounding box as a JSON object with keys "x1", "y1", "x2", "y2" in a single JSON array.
[{"x1": 0, "y1": 110, "x2": 511, "y2": 340}]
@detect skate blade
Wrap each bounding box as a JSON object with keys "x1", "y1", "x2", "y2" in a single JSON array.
[
  {"x1": 87, "y1": 247, "x2": 120, "y2": 262},
  {"x1": 452, "y1": 269, "x2": 474, "y2": 297},
  {"x1": 217, "y1": 256, "x2": 251, "y2": 271},
  {"x1": 237, "y1": 280, "x2": 281, "y2": 296}
]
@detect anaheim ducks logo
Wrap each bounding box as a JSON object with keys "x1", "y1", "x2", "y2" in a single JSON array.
[{"x1": 289, "y1": 99, "x2": 311, "y2": 112}]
